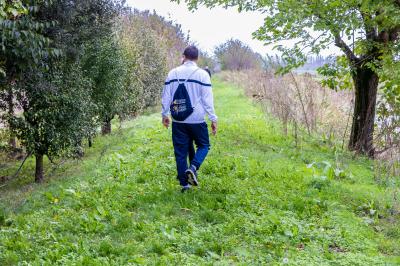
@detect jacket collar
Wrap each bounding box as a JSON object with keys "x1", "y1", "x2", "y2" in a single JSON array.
[{"x1": 183, "y1": 60, "x2": 197, "y2": 67}]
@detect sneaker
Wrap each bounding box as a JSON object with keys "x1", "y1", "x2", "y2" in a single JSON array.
[
  {"x1": 181, "y1": 185, "x2": 191, "y2": 193},
  {"x1": 185, "y1": 165, "x2": 198, "y2": 186}
]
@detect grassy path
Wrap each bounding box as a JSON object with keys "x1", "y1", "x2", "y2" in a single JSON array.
[{"x1": 0, "y1": 78, "x2": 399, "y2": 265}]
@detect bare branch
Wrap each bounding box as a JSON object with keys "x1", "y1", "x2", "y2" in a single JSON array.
[
  {"x1": 334, "y1": 35, "x2": 360, "y2": 64},
  {"x1": 12, "y1": 151, "x2": 33, "y2": 179}
]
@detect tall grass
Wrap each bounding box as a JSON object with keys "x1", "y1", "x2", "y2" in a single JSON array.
[
  {"x1": 219, "y1": 70, "x2": 353, "y2": 143},
  {"x1": 220, "y1": 69, "x2": 399, "y2": 196}
]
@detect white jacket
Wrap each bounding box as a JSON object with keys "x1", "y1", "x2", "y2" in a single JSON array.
[{"x1": 161, "y1": 61, "x2": 218, "y2": 123}]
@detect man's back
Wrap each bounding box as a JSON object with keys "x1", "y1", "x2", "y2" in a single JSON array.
[{"x1": 162, "y1": 61, "x2": 217, "y2": 124}]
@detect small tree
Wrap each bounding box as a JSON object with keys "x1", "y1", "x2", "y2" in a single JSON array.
[
  {"x1": 38, "y1": 0, "x2": 125, "y2": 138},
  {"x1": 129, "y1": 19, "x2": 167, "y2": 109},
  {"x1": 11, "y1": 64, "x2": 94, "y2": 182},
  {"x1": 110, "y1": 14, "x2": 168, "y2": 120},
  {"x1": 82, "y1": 36, "x2": 127, "y2": 135},
  {"x1": 176, "y1": 0, "x2": 400, "y2": 157}
]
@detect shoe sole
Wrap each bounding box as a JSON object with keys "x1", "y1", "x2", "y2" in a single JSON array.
[{"x1": 185, "y1": 169, "x2": 198, "y2": 186}]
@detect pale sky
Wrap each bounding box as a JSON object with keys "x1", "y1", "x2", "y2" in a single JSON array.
[
  {"x1": 127, "y1": 0, "x2": 340, "y2": 56},
  {"x1": 127, "y1": 0, "x2": 273, "y2": 55}
]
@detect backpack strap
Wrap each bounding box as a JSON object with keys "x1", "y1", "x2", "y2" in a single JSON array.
[
  {"x1": 175, "y1": 70, "x2": 182, "y2": 85},
  {"x1": 187, "y1": 68, "x2": 202, "y2": 110},
  {"x1": 175, "y1": 68, "x2": 200, "y2": 85},
  {"x1": 185, "y1": 68, "x2": 200, "y2": 83}
]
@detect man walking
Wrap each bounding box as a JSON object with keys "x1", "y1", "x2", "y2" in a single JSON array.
[{"x1": 161, "y1": 46, "x2": 218, "y2": 192}]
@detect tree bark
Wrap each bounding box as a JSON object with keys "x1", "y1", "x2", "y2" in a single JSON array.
[
  {"x1": 8, "y1": 137, "x2": 16, "y2": 149},
  {"x1": 75, "y1": 139, "x2": 84, "y2": 158},
  {"x1": 88, "y1": 136, "x2": 92, "y2": 148},
  {"x1": 101, "y1": 119, "x2": 112, "y2": 135},
  {"x1": 35, "y1": 153, "x2": 44, "y2": 183},
  {"x1": 349, "y1": 67, "x2": 379, "y2": 157},
  {"x1": 6, "y1": 86, "x2": 16, "y2": 149}
]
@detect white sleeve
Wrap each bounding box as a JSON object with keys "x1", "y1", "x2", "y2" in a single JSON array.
[
  {"x1": 161, "y1": 74, "x2": 172, "y2": 117},
  {"x1": 200, "y1": 73, "x2": 218, "y2": 122}
]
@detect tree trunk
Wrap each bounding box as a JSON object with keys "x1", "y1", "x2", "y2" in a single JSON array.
[
  {"x1": 88, "y1": 136, "x2": 92, "y2": 148},
  {"x1": 75, "y1": 139, "x2": 84, "y2": 158},
  {"x1": 349, "y1": 67, "x2": 379, "y2": 157},
  {"x1": 101, "y1": 119, "x2": 112, "y2": 135},
  {"x1": 6, "y1": 87, "x2": 16, "y2": 149},
  {"x1": 35, "y1": 153, "x2": 44, "y2": 183},
  {"x1": 8, "y1": 137, "x2": 16, "y2": 149}
]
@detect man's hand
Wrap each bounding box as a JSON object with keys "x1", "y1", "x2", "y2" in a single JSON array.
[
  {"x1": 211, "y1": 121, "x2": 217, "y2": 136},
  {"x1": 162, "y1": 116, "x2": 170, "y2": 128}
]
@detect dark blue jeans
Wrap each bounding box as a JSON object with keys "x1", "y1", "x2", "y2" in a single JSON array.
[{"x1": 172, "y1": 122, "x2": 210, "y2": 186}]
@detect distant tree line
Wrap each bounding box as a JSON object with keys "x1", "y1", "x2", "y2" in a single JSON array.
[{"x1": 214, "y1": 39, "x2": 262, "y2": 71}]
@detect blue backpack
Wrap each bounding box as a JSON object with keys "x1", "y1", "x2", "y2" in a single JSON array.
[{"x1": 170, "y1": 68, "x2": 199, "y2": 121}]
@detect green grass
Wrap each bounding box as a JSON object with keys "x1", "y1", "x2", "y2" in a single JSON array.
[{"x1": 0, "y1": 77, "x2": 399, "y2": 265}]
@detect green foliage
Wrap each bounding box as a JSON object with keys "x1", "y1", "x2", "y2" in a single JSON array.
[
  {"x1": 0, "y1": 78, "x2": 398, "y2": 264},
  {"x1": 124, "y1": 18, "x2": 167, "y2": 109},
  {"x1": 83, "y1": 36, "x2": 127, "y2": 125},
  {"x1": 0, "y1": 0, "x2": 59, "y2": 79},
  {"x1": 307, "y1": 160, "x2": 348, "y2": 186},
  {"x1": 10, "y1": 63, "x2": 95, "y2": 158},
  {"x1": 82, "y1": 14, "x2": 168, "y2": 126},
  {"x1": 317, "y1": 56, "x2": 353, "y2": 91},
  {"x1": 378, "y1": 57, "x2": 400, "y2": 112},
  {"x1": 131, "y1": 10, "x2": 189, "y2": 69},
  {"x1": 0, "y1": 0, "x2": 29, "y2": 76},
  {"x1": 37, "y1": 0, "x2": 123, "y2": 61},
  {"x1": 0, "y1": 0, "x2": 27, "y2": 19}
]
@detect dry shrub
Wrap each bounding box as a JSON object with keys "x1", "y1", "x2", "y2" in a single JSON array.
[
  {"x1": 372, "y1": 87, "x2": 399, "y2": 179},
  {"x1": 220, "y1": 69, "x2": 399, "y2": 217},
  {"x1": 220, "y1": 69, "x2": 399, "y2": 190},
  {"x1": 374, "y1": 121, "x2": 399, "y2": 185},
  {"x1": 219, "y1": 69, "x2": 353, "y2": 142}
]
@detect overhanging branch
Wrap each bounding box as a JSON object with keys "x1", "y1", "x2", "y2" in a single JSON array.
[{"x1": 334, "y1": 35, "x2": 360, "y2": 64}]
